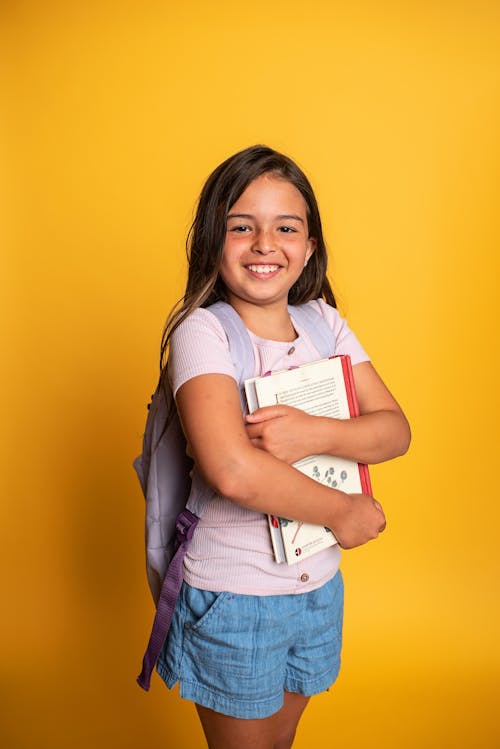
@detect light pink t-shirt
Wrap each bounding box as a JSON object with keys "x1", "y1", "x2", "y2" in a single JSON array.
[{"x1": 169, "y1": 299, "x2": 370, "y2": 596}]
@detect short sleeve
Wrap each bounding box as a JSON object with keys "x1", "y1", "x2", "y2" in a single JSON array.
[
  {"x1": 168, "y1": 308, "x2": 238, "y2": 396},
  {"x1": 305, "y1": 299, "x2": 370, "y2": 365}
]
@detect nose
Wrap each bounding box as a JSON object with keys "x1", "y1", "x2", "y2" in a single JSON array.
[{"x1": 252, "y1": 227, "x2": 276, "y2": 255}]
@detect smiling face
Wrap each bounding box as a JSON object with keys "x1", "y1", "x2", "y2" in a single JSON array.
[{"x1": 219, "y1": 174, "x2": 316, "y2": 314}]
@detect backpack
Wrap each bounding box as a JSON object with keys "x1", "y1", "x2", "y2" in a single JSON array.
[{"x1": 134, "y1": 300, "x2": 336, "y2": 690}]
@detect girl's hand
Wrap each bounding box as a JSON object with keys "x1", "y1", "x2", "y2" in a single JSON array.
[
  {"x1": 245, "y1": 405, "x2": 316, "y2": 464},
  {"x1": 331, "y1": 493, "x2": 386, "y2": 549}
]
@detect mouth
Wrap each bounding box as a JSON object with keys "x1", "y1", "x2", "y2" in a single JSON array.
[{"x1": 245, "y1": 264, "x2": 281, "y2": 275}]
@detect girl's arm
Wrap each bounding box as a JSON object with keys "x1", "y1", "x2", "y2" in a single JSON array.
[
  {"x1": 245, "y1": 361, "x2": 411, "y2": 465},
  {"x1": 175, "y1": 372, "x2": 386, "y2": 549}
]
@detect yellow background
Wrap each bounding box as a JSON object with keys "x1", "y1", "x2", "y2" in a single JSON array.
[{"x1": 2, "y1": 1, "x2": 499, "y2": 747}]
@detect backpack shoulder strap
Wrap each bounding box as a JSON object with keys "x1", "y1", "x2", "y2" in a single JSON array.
[
  {"x1": 207, "y1": 301, "x2": 255, "y2": 410},
  {"x1": 288, "y1": 302, "x2": 336, "y2": 358}
]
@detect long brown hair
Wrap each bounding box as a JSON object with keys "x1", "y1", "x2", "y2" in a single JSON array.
[{"x1": 160, "y1": 145, "x2": 336, "y2": 371}]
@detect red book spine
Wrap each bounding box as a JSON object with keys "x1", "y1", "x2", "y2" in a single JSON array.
[{"x1": 331, "y1": 355, "x2": 373, "y2": 497}]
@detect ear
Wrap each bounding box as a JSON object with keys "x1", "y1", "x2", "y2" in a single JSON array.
[{"x1": 305, "y1": 237, "x2": 316, "y2": 265}]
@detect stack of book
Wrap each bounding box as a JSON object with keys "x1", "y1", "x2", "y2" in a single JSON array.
[{"x1": 245, "y1": 355, "x2": 372, "y2": 564}]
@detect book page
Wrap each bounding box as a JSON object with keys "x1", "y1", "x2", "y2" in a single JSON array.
[
  {"x1": 293, "y1": 453, "x2": 363, "y2": 493},
  {"x1": 243, "y1": 378, "x2": 259, "y2": 413},
  {"x1": 254, "y1": 357, "x2": 350, "y2": 420}
]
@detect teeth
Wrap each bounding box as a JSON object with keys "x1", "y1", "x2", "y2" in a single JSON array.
[{"x1": 247, "y1": 264, "x2": 279, "y2": 273}]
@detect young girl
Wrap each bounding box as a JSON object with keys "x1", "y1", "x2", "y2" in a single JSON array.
[{"x1": 154, "y1": 145, "x2": 410, "y2": 749}]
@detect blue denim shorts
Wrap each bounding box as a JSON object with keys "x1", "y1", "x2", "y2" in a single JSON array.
[{"x1": 157, "y1": 571, "x2": 344, "y2": 719}]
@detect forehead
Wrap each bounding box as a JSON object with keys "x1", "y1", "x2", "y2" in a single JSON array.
[{"x1": 231, "y1": 174, "x2": 307, "y2": 215}]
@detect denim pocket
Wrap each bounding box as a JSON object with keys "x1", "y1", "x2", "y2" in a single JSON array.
[
  {"x1": 182, "y1": 587, "x2": 257, "y2": 679},
  {"x1": 184, "y1": 587, "x2": 230, "y2": 634}
]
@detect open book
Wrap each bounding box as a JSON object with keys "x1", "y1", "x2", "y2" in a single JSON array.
[{"x1": 245, "y1": 355, "x2": 372, "y2": 564}]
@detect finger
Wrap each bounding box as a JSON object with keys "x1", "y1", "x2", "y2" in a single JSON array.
[
  {"x1": 245, "y1": 405, "x2": 289, "y2": 422},
  {"x1": 372, "y1": 500, "x2": 386, "y2": 533},
  {"x1": 245, "y1": 424, "x2": 262, "y2": 439},
  {"x1": 373, "y1": 499, "x2": 384, "y2": 513},
  {"x1": 248, "y1": 436, "x2": 264, "y2": 450}
]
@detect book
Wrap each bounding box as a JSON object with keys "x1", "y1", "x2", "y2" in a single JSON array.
[{"x1": 245, "y1": 355, "x2": 372, "y2": 564}]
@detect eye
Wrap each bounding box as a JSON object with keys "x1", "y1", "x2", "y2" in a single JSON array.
[
  {"x1": 229, "y1": 224, "x2": 251, "y2": 233},
  {"x1": 278, "y1": 226, "x2": 297, "y2": 233}
]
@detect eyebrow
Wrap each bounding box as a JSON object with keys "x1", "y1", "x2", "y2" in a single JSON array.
[{"x1": 227, "y1": 213, "x2": 304, "y2": 223}]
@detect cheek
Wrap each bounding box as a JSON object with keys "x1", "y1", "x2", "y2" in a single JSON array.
[
  {"x1": 221, "y1": 235, "x2": 236, "y2": 259},
  {"x1": 220, "y1": 237, "x2": 243, "y2": 268},
  {"x1": 218, "y1": 254, "x2": 234, "y2": 286},
  {"x1": 219, "y1": 245, "x2": 231, "y2": 266}
]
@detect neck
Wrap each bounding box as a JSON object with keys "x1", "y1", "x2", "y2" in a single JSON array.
[{"x1": 226, "y1": 296, "x2": 296, "y2": 342}]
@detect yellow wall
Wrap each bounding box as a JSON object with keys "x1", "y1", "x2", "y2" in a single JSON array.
[{"x1": 2, "y1": 2, "x2": 499, "y2": 747}]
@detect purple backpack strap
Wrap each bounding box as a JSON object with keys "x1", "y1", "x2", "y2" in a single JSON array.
[{"x1": 136, "y1": 509, "x2": 199, "y2": 691}]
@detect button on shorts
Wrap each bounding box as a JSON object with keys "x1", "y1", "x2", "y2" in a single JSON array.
[{"x1": 157, "y1": 570, "x2": 344, "y2": 719}]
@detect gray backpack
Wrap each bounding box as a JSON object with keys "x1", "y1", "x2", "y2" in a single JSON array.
[{"x1": 135, "y1": 300, "x2": 336, "y2": 690}]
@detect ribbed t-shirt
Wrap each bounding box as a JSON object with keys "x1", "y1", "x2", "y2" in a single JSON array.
[{"x1": 169, "y1": 299, "x2": 370, "y2": 596}]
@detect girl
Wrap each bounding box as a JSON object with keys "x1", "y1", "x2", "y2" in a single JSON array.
[{"x1": 155, "y1": 145, "x2": 410, "y2": 749}]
